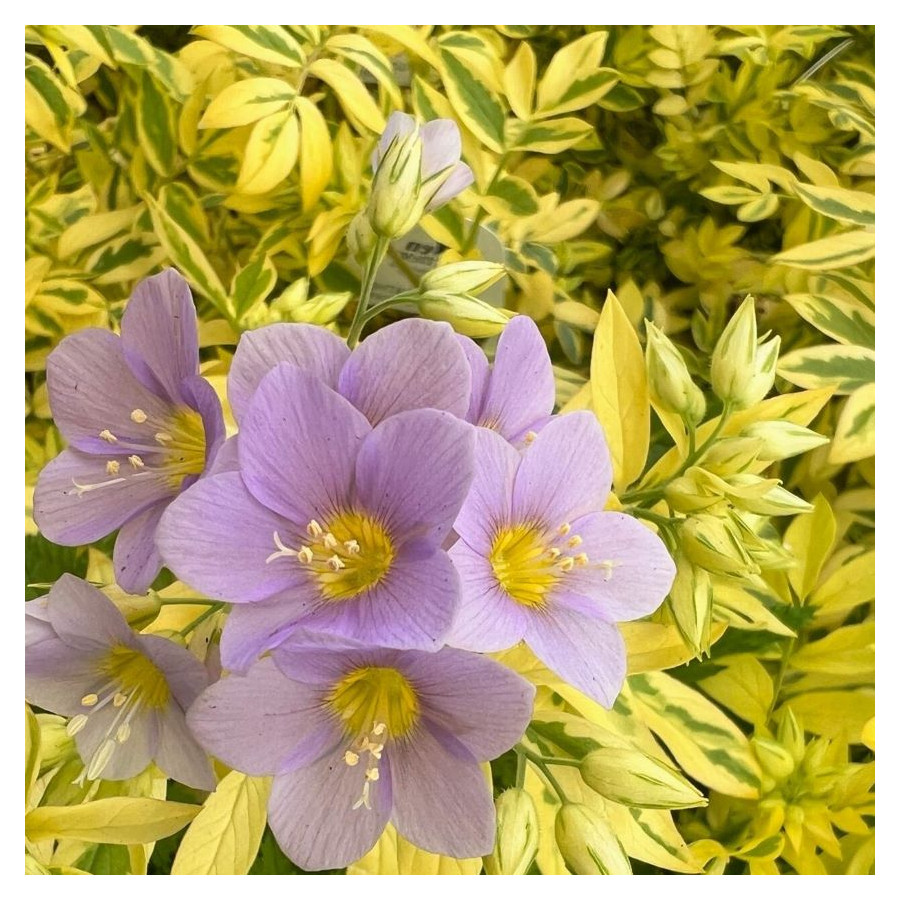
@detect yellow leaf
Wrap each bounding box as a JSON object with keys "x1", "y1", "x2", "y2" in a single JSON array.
[
  {"x1": 784, "y1": 494, "x2": 836, "y2": 602},
  {"x1": 192, "y1": 25, "x2": 306, "y2": 68},
  {"x1": 348, "y1": 824, "x2": 483, "y2": 874},
  {"x1": 26, "y1": 706, "x2": 41, "y2": 808},
  {"x1": 536, "y1": 32, "x2": 609, "y2": 114},
  {"x1": 830, "y1": 383, "x2": 875, "y2": 464},
  {"x1": 308, "y1": 59, "x2": 385, "y2": 134},
  {"x1": 811, "y1": 549, "x2": 874, "y2": 616},
  {"x1": 772, "y1": 229, "x2": 876, "y2": 270},
  {"x1": 296, "y1": 98, "x2": 333, "y2": 211},
  {"x1": 363, "y1": 25, "x2": 440, "y2": 70},
  {"x1": 236, "y1": 110, "x2": 300, "y2": 195},
  {"x1": 699, "y1": 656, "x2": 774, "y2": 728},
  {"x1": 590, "y1": 290, "x2": 650, "y2": 492},
  {"x1": 26, "y1": 798, "x2": 200, "y2": 844},
  {"x1": 780, "y1": 690, "x2": 874, "y2": 744},
  {"x1": 623, "y1": 620, "x2": 726, "y2": 674},
  {"x1": 171, "y1": 772, "x2": 271, "y2": 875},
  {"x1": 57, "y1": 206, "x2": 142, "y2": 259},
  {"x1": 200, "y1": 77, "x2": 297, "y2": 129},
  {"x1": 503, "y1": 42, "x2": 536, "y2": 119}
]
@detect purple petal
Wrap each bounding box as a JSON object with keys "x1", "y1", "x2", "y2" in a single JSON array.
[
  {"x1": 25, "y1": 598, "x2": 54, "y2": 648},
  {"x1": 46, "y1": 328, "x2": 178, "y2": 454},
  {"x1": 478, "y1": 316, "x2": 555, "y2": 441},
  {"x1": 456, "y1": 335, "x2": 490, "y2": 423},
  {"x1": 402, "y1": 649, "x2": 534, "y2": 760},
  {"x1": 75, "y1": 703, "x2": 158, "y2": 782},
  {"x1": 558, "y1": 512, "x2": 675, "y2": 622},
  {"x1": 512, "y1": 412, "x2": 612, "y2": 527},
  {"x1": 419, "y1": 119, "x2": 462, "y2": 179},
  {"x1": 445, "y1": 541, "x2": 528, "y2": 652},
  {"x1": 120, "y1": 270, "x2": 199, "y2": 404},
  {"x1": 113, "y1": 502, "x2": 166, "y2": 594},
  {"x1": 158, "y1": 473, "x2": 314, "y2": 604},
  {"x1": 426, "y1": 162, "x2": 474, "y2": 210},
  {"x1": 25, "y1": 633, "x2": 103, "y2": 716},
  {"x1": 372, "y1": 111, "x2": 416, "y2": 169},
  {"x1": 207, "y1": 434, "x2": 240, "y2": 476},
  {"x1": 354, "y1": 409, "x2": 475, "y2": 544},
  {"x1": 240, "y1": 366, "x2": 368, "y2": 524},
  {"x1": 178, "y1": 374, "x2": 225, "y2": 469},
  {"x1": 138, "y1": 634, "x2": 210, "y2": 710},
  {"x1": 525, "y1": 607, "x2": 626, "y2": 708},
  {"x1": 390, "y1": 722, "x2": 494, "y2": 858},
  {"x1": 453, "y1": 427, "x2": 519, "y2": 553},
  {"x1": 46, "y1": 575, "x2": 136, "y2": 652},
  {"x1": 270, "y1": 750, "x2": 392, "y2": 871},
  {"x1": 228, "y1": 324, "x2": 350, "y2": 423},
  {"x1": 301, "y1": 545, "x2": 458, "y2": 650},
  {"x1": 154, "y1": 702, "x2": 216, "y2": 790},
  {"x1": 272, "y1": 634, "x2": 387, "y2": 684},
  {"x1": 219, "y1": 595, "x2": 313, "y2": 674},
  {"x1": 187, "y1": 658, "x2": 335, "y2": 777},
  {"x1": 338, "y1": 320, "x2": 471, "y2": 425},
  {"x1": 34, "y1": 449, "x2": 172, "y2": 546}
]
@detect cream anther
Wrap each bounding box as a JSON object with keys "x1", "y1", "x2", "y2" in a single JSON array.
[
  {"x1": 298, "y1": 546, "x2": 314, "y2": 564},
  {"x1": 366, "y1": 767, "x2": 380, "y2": 782},
  {"x1": 372, "y1": 722, "x2": 386, "y2": 736},
  {"x1": 344, "y1": 539, "x2": 360, "y2": 554},
  {"x1": 328, "y1": 555, "x2": 346, "y2": 571},
  {"x1": 99, "y1": 429, "x2": 118, "y2": 443},
  {"x1": 323, "y1": 533, "x2": 339, "y2": 550},
  {"x1": 154, "y1": 432, "x2": 173, "y2": 445},
  {"x1": 106, "y1": 460, "x2": 120, "y2": 475},
  {"x1": 344, "y1": 751, "x2": 360, "y2": 766},
  {"x1": 523, "y1": 430, "x2": 538, "y2": 446},
  {"x1": 574, "y1": 553, "x2": 589, "y2": 566},
  {"x1": 558, "y1": 522, "x2": 572, "y2": 536},
  {"x1": 66, "y1": 714, "x2": 88, "y2": 736},
  {"x1": 559, "y1": 556, "x2": 575, "y2": 572},
  {"x1": 599, "y1": 560, "x2": 620, "y2": 581},
  {"x1": 547, "y1": 547, "x2": 561, "y2": 560},
  {"x1": 128, "y1": 455, "x2": 145, "y2": 469},
  {"x1": 307, "y1": 520, "x2": 324, "y2": 537},
  {"x1": 130, "y1": 409, "x2": 148, "y2": 423},
  {"x1": 116, "y1": 723, "x2": 131, "y2": 743},
  {"x1": 113, "y1": 692, "x2": 128, "y2": 708},
  {"x1": 81, "y1": 693, "x2": 99, "y2": 707},
  {"x1": 568, "y1": 535, "x2": 583, "y2": 548}
]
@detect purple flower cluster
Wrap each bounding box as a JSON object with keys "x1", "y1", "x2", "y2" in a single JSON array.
[{"x1": 28, "y1": 269, "x2": 675, "y2": 870}]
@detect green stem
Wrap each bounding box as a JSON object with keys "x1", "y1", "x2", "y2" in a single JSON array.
[
  {"x1": 178, "y1": 602, "x2": 224, "y2": 637},
  {"x1": 461, "y1": 153, "x2": 509, "y2": 253},
  {"x1": 360, "y1": 291, "x2": 421, "y2": 324},
  {"x1": 157, "y1": 597, "x2": 221, "y2": 607},
  {"x1": 515, "y1": 748, "x2": 526, "y2": 789},
  {"x1": 346, "y1": 237, "x2": 389, "y2": 348},
  {"x1": 521, "y1": 748, "x2": 570, "y2": 803},
  {"x1": 542, "y1": 756, "x2": 582, "y2": 769},
  {"x1": 766, "y1": 637, "x2": 797, "y2": 727}
]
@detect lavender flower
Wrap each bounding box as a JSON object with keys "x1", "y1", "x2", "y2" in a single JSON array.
[
  {"x1": 226, "y1": 317, "x2": 472, "y2": 430},
  {"x1": 367, "y1": 112, "x2": 474, "y2": 239},
  {"x1": 158, "y1": 365, "x2": 475, "y2": 672},
  {"x1": 457, "y1": 315, "x2": 556, "y2": 444},
  {"x1": 448, "y1": 413, "x2": 676, "y2": 707},
  {"x1": 187, "y1": 633, "x2": 534, "y2": 870},
  {"x1": 33, "y1": 270, "x2": 225, "y2": 593},
  {"x1": 25, "y1": 575, "x2": 214, "y2": 788}
]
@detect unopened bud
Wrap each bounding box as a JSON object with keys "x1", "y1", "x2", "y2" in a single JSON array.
[
  {"x1": 580, "y1": 747, "x2": 706, "y2": 809},
  {"x1": 35, "y1": 714, "x2": 76, "y2": 771},
  {"x1": 777, "y1": 710, "x2": 806, "y2": 764},
  {"x1": 710, "y1": 296, "x2": 780, "y2": 409},
  {"x1": 665, "y1": 474, "x2": 723, "y2": 513},
  {"x1": 555, "y1": 804, "x2": 631, "y2": 875},
  {"x1": 741, "y1": 421, "x2": 829, "y2": 462},
  {"x1": 724, "y1": 476, "x2": 813, "y2": 516},
  {"x1": 100, "y1": 585, "x2": 162, "y2": 628},
  {"x1": 346, "y1": 212, "x2": 377, "y2": 266},
  {"x1": 681, "y1": 514, "x2": 759, "y2": 576},
  {"x1": 702, "y1": 437, "x2": 763, "y2": 474},
  {"x1": 420, "y1": 261, "x2": 505, "y2": 297},
  {"x1": 668, "y1": 554, "x2": 713, "y2": 656},
  {"x1": 417, "y1": 291, "x2": 514, "y2": 338},
  {"x1": 483, "y1": 788, "x2": 539, "y2": 875},
  {"x1": 645, "y1": 321, "x2": 706, "y2": 425},
  {"x1": 752, "y1": 737, "x2": 796, "y2": 782}
]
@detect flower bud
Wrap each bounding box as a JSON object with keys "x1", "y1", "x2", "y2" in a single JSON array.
[
  {"x1": 554, "y1": 804, "x2": 631, "y2": 875},
  {"x1": 723, "y1": 475, "x2": 813, "y2": 516},
  {"x1": 366, "y1": 112, "x2": 473, "y2": 240},
  {"x1": 36, "y1": 714, "x2": 76, "y2": 771},
  {"x1": 681, "y1": 514, "x2": 759, "y2": 576},
  {"x1": 777, "y1": 710, "x2": 806, "y2": 764},
  {"x1": 100, "y1": 585, "x2": 162, "y2": 628},
  {"x1": 668, "y1": 554, "x2": 713, "y2": 656},
  {"x1": 346, "y1": 211, "x2": 377, "y2": 267},
  {"x1": 644, "y1": 321, "x2": 706, "y2": 425},
  {"x1": 710, "y1": 296, "x2": 781, "y2": 409},
  {"x1": 483, "y1": 788, "x2": 539, "y2": 875},
  {"x1": 740, "y1": 421, "x2": 829, "y2": 462},
  {"x1": 702, "y1": 437, "x2": 763, "y2": 475},
  {"x1": 420, "y1": 261, "x2": 505, "y2": 297},
  {"x1": 580, "y1": 747, "x2": 706, "y2": 809},
  {"x1": 417, "y1": 291, "x2": 514, "y2": 338},
  {"x1": 752, "y1": 736, "x2": 796, "y2": 782},
  {"x1": 664, "y1": 474, "x2": 723, "y2": 513}
]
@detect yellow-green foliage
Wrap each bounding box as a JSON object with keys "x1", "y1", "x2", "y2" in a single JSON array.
[{"x1": 25, "y1": 25, "x2": 874, "y2": 875}]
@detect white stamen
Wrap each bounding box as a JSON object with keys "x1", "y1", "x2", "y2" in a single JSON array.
[
  {"x1": 99, "y1": 429, "x2": 117, "y2": 443},
  {"x1": 307, "y1": 520, "x2": 323, "y2": 537},
  {"x1": 128, "y1": 454, "x2": 144, "y2": 469},
  {"x1": 130, "y1": 409, "x2": 148, "y2": 424},
  {"x1": 106, "y1": 460, "x2": 120, "y2": 475},
  {"x1": 568, "y1": 535, "x2": 583, "y2": 548},
  {"x1": 113, "y1": 692, "x2": 128, "y2": 708},
  {"x1": 559, "y1": 556, "x2": 575, "y2": 572},
  {"x1": 365, "y1": 767, "x2": 380, "y2": 782},
  {"x1": 523, "y1": 430, "x2": 538, "y2": 446},
  {"x1": 154, "y1": 431, "x2": 173, "y2": 445},
  {"x1": 116, "y1": 723, "x2": 131, "y2": 743},
  {"x1": 558, "y1": 522, "x2": 571, "y2": 536},
  {"x1": 81, "y1": 693, "x2": 99, "y2": 707},
  {"x1": 298, "y1": 546, "x2": 314, "y2": 564},
  {"x1": 322, "y1": 532, "x2": 338, "y2": 550},
  {"x1": 86, "y1": 739, "x2": 117, "y2": 781},
  {"x1": 344, "y1": 751, "x2": 360, "y2": 766},
  {"x1": 66, "y1": 714, "x2": 89, "y2": 736},
  {"x1": 73, "y1": 476, "x2": 127, "y2": 496},
  {"x1": 599, "y1": 560, "x2": 620, "y2": 581},
  {"x1": 574, "y1": 552, "x2": 589, "y2": 567},
  {"x1": 344, "y1": 540, "x2": 360, "y2": 554},
  {"x1": 328, "y1": 555, "x2": 346, "y2": 571},
  {"x1": 547, "y1": 547, "x2": 561, "y2": 560}
]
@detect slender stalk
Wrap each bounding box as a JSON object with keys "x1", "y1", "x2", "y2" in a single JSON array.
[
  {"x1": 515, "y1": 747, "x2": 526, "y2": 789},
  {"x1": 520, "y1": 747, "x2": 570, "y2": 803},
  {"x1": 178, "y1": 602, "x2": 224, "y2": 637},
  {"x1": 346, "y1": 237, "x2": 389, "y2": 348},
  {"x1": 460, "y1": 153, "x2": 510, "y2": 253},
  {"x1": 158, "y1": 597, "x2": 221, "y2": 607}
]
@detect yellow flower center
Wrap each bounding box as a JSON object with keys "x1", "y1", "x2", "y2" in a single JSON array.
[
  {"x1": 265, "y1": 510, "x2": 395, "y2": 602},
  {"x1": 328, "y1": 666, "x2": 420, "y2": 740},
  {"x1": 156, "y1": 407, "x2": 208, "y2": 489},
  {"x1": 99, "y1": 644, "x2": 170, "y2": 709},
  {"x1": 489, "y1": 521, "x2": 595, "y2": 608}
]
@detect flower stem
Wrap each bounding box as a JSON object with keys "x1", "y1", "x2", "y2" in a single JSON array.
[
  {"x1": 520, "y1": 747, "x2": 570, "y2": 803},
  {"x1": 461, "y1": 153, "x2": 509, "y2": 253},
  {"x1": 346, "y1": 237, "x2": 389, "y2": 348},
  {"x1": 178, "y1": 602, "x2": 224, "y2": 637}
]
